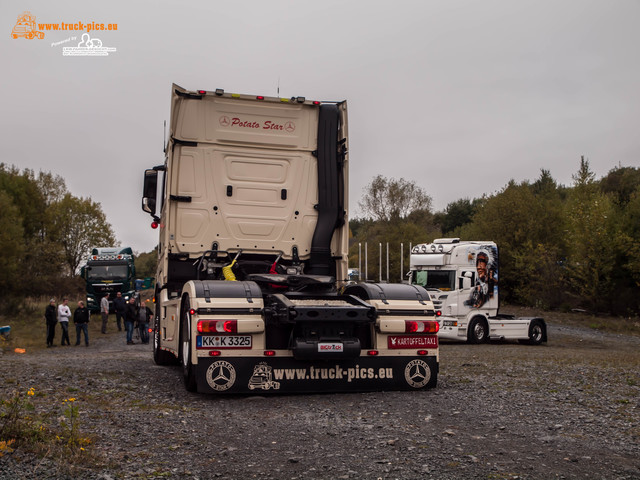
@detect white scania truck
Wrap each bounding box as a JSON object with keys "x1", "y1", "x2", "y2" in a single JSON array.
[
  {"x1": 409, "y1": 239, "x2": 547, "y2": 345},
  {"x1": 141, "y1": 84, "x2": 440, "y2": 394}
]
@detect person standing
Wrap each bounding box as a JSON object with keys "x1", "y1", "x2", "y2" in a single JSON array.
[
  {"x1": 45, "y1": 299, "x2": 57, "y2": 347},
  {"x1": 124, "y1": 297, "x2": 137, "y2": 345},
  {"x1": 113, "y1": 292, "x2": 126, "y2": 332},
  {"x1": 73, "y1": 300, "x2": 90, "y2": 346},
  {"x1": 137, "y1": 300, "x2": 152, "y2": 345},
  {"x1": 58, "y1": 298, "x2": 71, "y2": 346},
  {"x1": 100, "y1": 293, "x2": 109, "y2": 334}
]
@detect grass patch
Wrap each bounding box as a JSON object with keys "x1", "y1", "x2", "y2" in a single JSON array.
[
  {"x1": 502, "y1": 305, "x2": 640, "y2": 337},
  {"x1": 0, "y1": 386, "x2": 101, "y2": 472},
  {"x1": 0, "y1": 298, "x2": 117, "y2": 354}
]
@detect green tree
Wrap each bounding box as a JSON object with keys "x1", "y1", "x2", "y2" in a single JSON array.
[
  {"x1": 352, "y1": 176, "x2": 439, "y2": 281},
  {"x1": 49, "y1": 194, "x2": 118, "y2": 275},
  {"x1": 458, "y1": 170, "x2": 566, "y2": 307},
  {"x1": 0, "y1": 165, "x2": 67, "y2": 292},
  {"x1": 358, "y1": 175, "x2": 432, "y2": 222},
  {"x1": 135, "y1": 249, "x2": 158, "y2": 278},
  {"x1": 0, "y1": 165, "x2": 47, "y2": 240},
  {"x1": 0, "y1": 191, "x2": 25, "y2": 295},
  {"x1": 599, "y1": 165, "x2": 640, "y2": 206},
  {"x1": 564, "y1": 157, "x2": 616, "y2": 312},
  {"x1": 608, "y1": 185, "x2": 640, "y2": 314},
  {"x1": 434, "y1": 198, "x2": 479, "y2": 235}
]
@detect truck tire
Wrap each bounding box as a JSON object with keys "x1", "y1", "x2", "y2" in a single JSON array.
[
  {"x1": 526, "y1": 319, "x2": 546, "y2": 345},
  {"x1": 468, "y1": 317, "x2": 489, "y2": 344},
  {"x1": 180, "y1": 296, "x2": 197, "y2": 392},
  {"x1": 153, "y1": 308, "x2": 176, "y2": 366}
]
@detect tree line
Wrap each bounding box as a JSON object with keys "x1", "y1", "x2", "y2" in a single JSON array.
[
  {"x1": 0, "y1": 164, "x2": 118, "y2": 311},
  {"x1": 350, "y1": 158, "x2": 640, "y2": 316},
  {"x1": 3, "y1": 159, "x2": 638, "y2": 317}
]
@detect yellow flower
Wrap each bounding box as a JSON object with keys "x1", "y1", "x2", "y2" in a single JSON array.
[
  {"x1": 27, "y1": 388, "x2": 35, "y2": 396},
  {"x1": 80, "y1": 447, "x2": 85, "y2": 451},
  {"x1": 68, "y1": 398, "x2": 76, "y2": 402}
]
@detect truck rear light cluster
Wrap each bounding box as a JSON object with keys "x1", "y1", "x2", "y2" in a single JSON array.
[
  {"x1": 197, "y1": 320, "x2": 238, "y2": 333},
  {"x1": 405, "y1": 320, "x2": 439, "y2": 334}
]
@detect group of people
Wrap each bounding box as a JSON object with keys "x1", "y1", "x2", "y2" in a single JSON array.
[
  {"x1": 111, "y1": 292, "x2": 152, "y2": 345},
  {"x1": 44, "y1": 297, "x2": 90, "y2": 347},
  {"x1": 45, "y1": 293, "x2": 153, "y2": 347}
]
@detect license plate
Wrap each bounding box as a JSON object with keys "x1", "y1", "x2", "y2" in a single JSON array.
[
  {"x1": 317, "y1": 342, "x2": 344, "y2": 352},
  {"x1": 442, "y1": 320, "x2": 457, "y2": 327},
  {"x1": 387, "y1": 335, "x2": 438, "y2": 349},
  {"x1": 196, "y1": 335, "x2": 252, "y2": 349}
]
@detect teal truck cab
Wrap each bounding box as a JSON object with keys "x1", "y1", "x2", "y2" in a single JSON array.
[{"x1": 81, "y1": 247, "x2": 136, "y2": 312}]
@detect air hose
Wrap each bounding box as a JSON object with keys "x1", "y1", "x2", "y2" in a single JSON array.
[{"x1": 223, "y1": 251, "x2": 242, "y2": 281}]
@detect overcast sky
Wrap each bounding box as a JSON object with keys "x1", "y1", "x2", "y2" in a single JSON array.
[{"x1": 2, "y1": 0, "x2": 639, "y2": 253}]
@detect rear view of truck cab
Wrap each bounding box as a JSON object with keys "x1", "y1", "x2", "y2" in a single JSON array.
[{"x1": 141, "y1": 84, "x2": 439, "y2": 393}]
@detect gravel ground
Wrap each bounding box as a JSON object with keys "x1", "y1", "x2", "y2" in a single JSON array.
[{"x1": 1, "y1": 317, "x2": 639, "y2": 480}]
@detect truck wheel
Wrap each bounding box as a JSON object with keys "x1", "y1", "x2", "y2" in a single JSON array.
[
  {"x1": 468, "y1": 317, "x2": 489, "y2": 344},
  {"x1": 180, "y1": 297, "x2": 197, "y2": 392},
  {"x1": 527, "y1": 320, "x2": 545, "y2": 345}
]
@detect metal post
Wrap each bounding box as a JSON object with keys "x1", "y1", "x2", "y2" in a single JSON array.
[
  {"x1": 386, "y1": 242, "x2": 389, "y2": 283},
  {"x1": 400, "y1": 243, "x2": 403, "y2": 282},
  {"x1": 379, "y1": 243, "x2": 382, "y2": 283},
  {"x1": 364, "y1": 242, "x2": 368, "y2": 282},
  {"x1": 358, "y1": 243, "x2": 362, "y2": 282}
]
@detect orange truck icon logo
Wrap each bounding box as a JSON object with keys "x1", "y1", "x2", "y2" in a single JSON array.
[{"x1": 11, "y1": 12, "x2": 44, "y2": 39}]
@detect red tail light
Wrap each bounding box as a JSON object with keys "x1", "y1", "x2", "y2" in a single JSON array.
[
  {"x1": 197, "y1": 320, "x2": 238, "y2": 333},
  {"x1": 209, "y1": 350, "x2": 221, "y2": 356},
  {"x1": 189, "y1": 308, "x2": 196, "y2": 316},
  {"x1": 405, "y1": 320, "x2": 439, "y2": 334},
  {"x1": 436, "y1": 310, "x2": 442, "y2": 317},
  {"x1": 367, "y1": 350, "x2": 379, "y2": 356},
  {"x1": 264, "y1": 350, "x2": 276, "y2": 356}
]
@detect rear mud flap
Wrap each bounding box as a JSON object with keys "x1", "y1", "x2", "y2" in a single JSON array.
[{"x1": 195, "y1": 356, "x2": 438, "y2": 394}]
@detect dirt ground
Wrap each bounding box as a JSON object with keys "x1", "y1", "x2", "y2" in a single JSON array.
[{"x1": 1, "y1": 311, "x2": 639, "y2": 480}]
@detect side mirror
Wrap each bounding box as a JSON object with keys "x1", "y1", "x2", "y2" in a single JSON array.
[{"x1": 142, "y1": 169, "x2": 158, "y2": 216}]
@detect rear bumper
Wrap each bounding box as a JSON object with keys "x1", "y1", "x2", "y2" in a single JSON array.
[{"x1": 194, "y1": 355, "x2": 438, "y2": 394}]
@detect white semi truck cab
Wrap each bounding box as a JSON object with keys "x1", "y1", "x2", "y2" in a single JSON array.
[
  {"x1": 409, "y1": 238, "x2": 547, "y2": 345},
  {"x1": 141, "y1": 84, "x2": 440, "y2": 394}
]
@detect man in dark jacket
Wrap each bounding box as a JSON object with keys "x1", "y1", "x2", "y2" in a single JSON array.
[
  {"x1": 113, "y1": 292, "x2": 126, "y2": 332},
  {"x1": 73, "y1": 300, "x2": 90, "y2": 346},
  {"x1": 136, "y1": 301, "x2": 152, "y2": 345},
  {"x1": 45, "y1": 299, "x2": 57, "y2": 347},
  {"x1": 124, "y1": 297, "x2": 138, "y2": 345}
]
